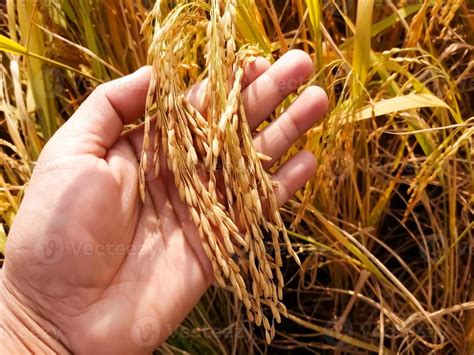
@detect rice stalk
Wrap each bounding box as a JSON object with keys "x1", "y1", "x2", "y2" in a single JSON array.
[
  {"x1": 14, "y1": 0, "x2": 60, "y2": 139},
  {"x1": 306, "y1": 0, "x2": 322, "y2": 71}
]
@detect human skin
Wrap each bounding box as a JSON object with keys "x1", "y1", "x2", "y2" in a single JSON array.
[{"x1": 0, "y1": 50, "x2": 329, "y2": 354}]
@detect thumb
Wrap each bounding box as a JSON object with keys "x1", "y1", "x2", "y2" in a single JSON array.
[{"x1": 44, "y1": 66, "x2": 152, "y2": 159}]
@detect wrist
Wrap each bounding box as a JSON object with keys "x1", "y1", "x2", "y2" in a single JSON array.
[{"x1": 0, "y1": 271, "x2": 70, "y2": 354}]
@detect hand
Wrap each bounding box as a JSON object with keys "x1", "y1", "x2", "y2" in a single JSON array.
[{"x1": 0, "y1": 50, "x2": 328, "y2": 354}]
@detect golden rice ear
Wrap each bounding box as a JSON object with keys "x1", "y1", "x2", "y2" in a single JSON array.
[{"x1": 140, "y1": 0, "x2": 300, "y2": 339}]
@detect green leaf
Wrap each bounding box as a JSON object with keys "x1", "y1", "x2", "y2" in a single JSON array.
[
  {"x1": 0, "y1": 34, "x2": 100, "y2": 83},
  {"x1": 0, "y1": 34, "x2": 27, "y2": 55}
]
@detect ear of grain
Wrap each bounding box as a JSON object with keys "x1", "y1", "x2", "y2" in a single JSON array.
[{"x1": 140, "y1": 0, "x2": 300, "y2": 340}]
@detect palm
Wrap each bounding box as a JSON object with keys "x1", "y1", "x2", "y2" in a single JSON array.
[
  {"x1": 4, "y1": 137, "x2": 209, "y2": 353},
  {"x1": 2, "y1": 51, "x2": 328, "y2": 354}
]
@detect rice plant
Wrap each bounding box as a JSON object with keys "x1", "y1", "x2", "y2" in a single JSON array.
[{"x1": 1, "y1": 0, "x2": 473, "y2": 353}]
